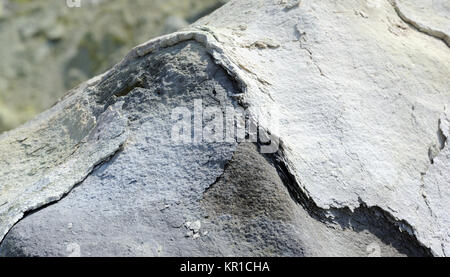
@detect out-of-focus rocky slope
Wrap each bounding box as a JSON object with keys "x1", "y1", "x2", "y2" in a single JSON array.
[
  {"x1": 0, "y1": 0, "x2": 449, "y2": 256},
  {"x1": 0, "y1": 0, "x2": 225, "y2": 132}
]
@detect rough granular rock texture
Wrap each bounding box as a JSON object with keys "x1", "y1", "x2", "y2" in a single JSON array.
[
  {"x1": 0, "y1": 41, "x2": 241, "y2": 257},
  {"x1": 202, "y1": 143, "x2": 430, "y2": 257},
  {"x1": 0, "y1": 0, "x2": 449, "y2": 256},
  {"x1": 394, "y1": 0, "x2": 450, "y2": 46}
]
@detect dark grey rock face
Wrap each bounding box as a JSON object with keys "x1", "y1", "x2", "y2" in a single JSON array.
[
  {"x1": 0, "y1": 41, "x2": 239, "y2": 257},
  {"x1": 0, "y1": 39, "x2": 432, "y2": 257},
  {"x1": 202, "y1": 143, "x2": 430, "y2": 257}
]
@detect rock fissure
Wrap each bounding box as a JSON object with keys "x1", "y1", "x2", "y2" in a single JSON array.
[
  {"x1": 0, "y1": 144, "x2": 126, "y2": 245},
  {"x1": 88, "y1": 25, "x2": 448, "y2": 256},
  {"x1": 271, "y1": 143, "x2": 433, "y2": 256},
  {"x1": 392, "y1": 0, "x2": 450, "y2": 47},
  {"x1": 0, "y1": 0, "x2": 449, "y2": 256}
]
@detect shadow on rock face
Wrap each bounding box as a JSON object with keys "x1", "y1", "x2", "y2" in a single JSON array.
[
  {"x1": 0, "y1": 40, "x2": 432, "y2": 257},
  {"x1": 202, "y1": 143, "x2": 432, "y2": 257}
]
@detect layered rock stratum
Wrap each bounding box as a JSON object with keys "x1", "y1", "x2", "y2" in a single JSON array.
[{"x1": 0, "y1": 0, "x2": 449, "y2": 256}]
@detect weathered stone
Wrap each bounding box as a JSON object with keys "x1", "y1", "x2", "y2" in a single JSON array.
[
  {"x1": 0, "y1": 0, "x2": 449, "y2": 256},
  {"x1": 394, "y1": 0, "x2": 450, "y2": 47}
]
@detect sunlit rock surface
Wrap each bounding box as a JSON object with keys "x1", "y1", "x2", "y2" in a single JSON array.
[{"x1": 0, "y1": 0, "x2": 449, "y2": 256}]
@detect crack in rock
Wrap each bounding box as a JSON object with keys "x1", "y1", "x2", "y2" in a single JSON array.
[
  {"x1": 0, "y1": 0, "x2": 449, "y2": 256},
  {"x1": 392, "y1": 0, "x2": 450, "y2": 47}
]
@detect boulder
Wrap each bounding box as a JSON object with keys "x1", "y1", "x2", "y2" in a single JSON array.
[{"x1": 0, "y1": 0, "x2": 449, "y2": 256}]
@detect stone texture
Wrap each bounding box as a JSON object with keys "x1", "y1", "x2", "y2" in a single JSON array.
[
  {"x1": 192, "y1": 0, "x2": 450, "y2": 256},
  {"x1": 0, "y1": 0, "x2": 449, "y2": 256},
  {"x1": 394, "y1": 0, "x2": 450, "y2": 47},
  {"x1": 1, "y1": 41, "x2": 241, "y2": 257}
]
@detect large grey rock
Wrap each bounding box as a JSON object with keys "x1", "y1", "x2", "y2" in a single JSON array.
[
  {"x1": 190, "y1": 0, "x2": 450, "y2": 256},
  {"x1": 0, "y1": 0, "x2": 449, "y2": 256},
  {"x1": 1, "y1": 41, "x2": 241, "y2": 256}
]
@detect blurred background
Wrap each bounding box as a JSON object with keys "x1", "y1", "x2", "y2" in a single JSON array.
[{"x1": 0, "y1": 0, "x2": 226, "y2": 133}]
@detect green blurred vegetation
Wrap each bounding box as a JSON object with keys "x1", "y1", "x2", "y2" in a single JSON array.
[{"x1": 0, "y1": 0, "x2": 225, "y2": 133}]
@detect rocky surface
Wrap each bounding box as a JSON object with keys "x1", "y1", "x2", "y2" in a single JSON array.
[
  {"x1": 1, "y1": 41, "x2": 241, "y2": 256},
  {"x1": 0, "y1": 0, "x2": 225, "y2": 132},
  {"x1": 1, "y1": 141, "x2": 429, "y2": 257},
  {"x1": 394, "y1": 0, "x2": 450, "y2": 47},
  {"x1": 0, "y1": 0, "x2": 449, "y2": 256}
]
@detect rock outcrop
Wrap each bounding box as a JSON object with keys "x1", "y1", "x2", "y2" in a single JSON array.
[{"x1": 0, "y1": 0, "x2": 449, "y2": 256}]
